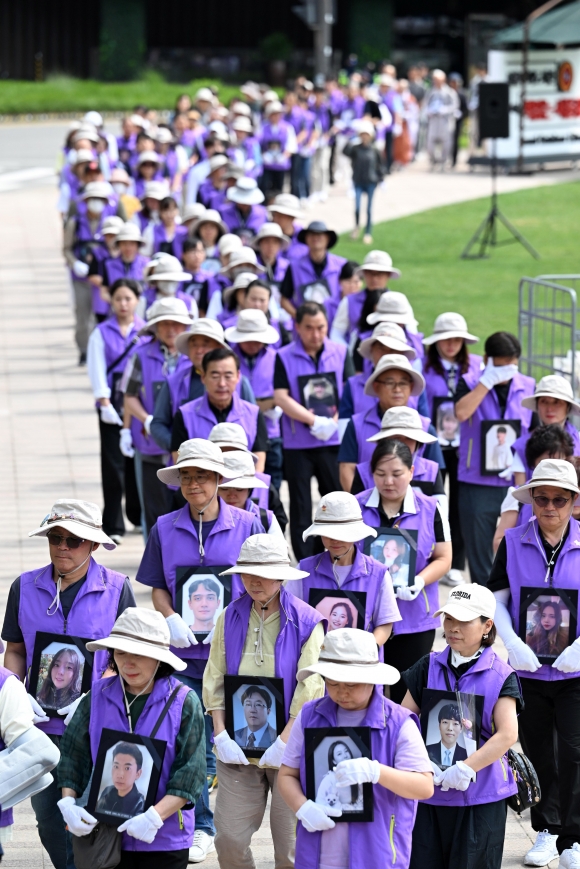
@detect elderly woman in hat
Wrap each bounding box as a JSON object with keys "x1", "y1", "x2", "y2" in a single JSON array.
[
  {"x1": 86, "y1": 214, "x2": 125, "y2": 321},
  {"x1": 278, "y1": 628, "x2": 433, "y2": 869},
  {"x1": 279, "y1": 220, "x2": 346, "y2": 322},
  {"x1": 1, "y1": 499, "x2": 135, "y2": 869},
  {"x1": 251, "y1": 222, "x2": 291, "y2": 287},
  {"x1": 133, "y1": 151, "x2": 164, "y2": 201},
  {"x1": 130, "y1": 179, "x2": 169, "y2": 239},
  {"x1": 140, "y1": 253, "x2": 197, "y2": 318},
  {"x1": 489, "y1": 459, "x2": 580, "y2": 869},
  {"x1": 268, "y1": 193, "x2": 309, "y2": 260},
  {"x1": 100, "y1": 222, "x2": 150, "y2": 302},
  {"x1": 401, "y1": 584, "x2": 520, "y2": 869},
  {"x1": 218, "y1": 177, "x2": 268, "y2": 241},
  {"x1": 56, "y1": 608, "x2": 206, "y2": 869},
  {"x1": 202, "y1": 534, "x2": 325, "y2": 869},
  {"x1": 197, "y1": 157, "x2": 229, "y2": 210},
  {"x1": 227, "y1": 116, "x2": 263, "y2": 179},
  {"x1": 218, "y1": 451, "x2": 284, "y2": 539},
  {"x1": 189, "y1": 208, "x2": 227, "y2": 265},
  {"x1": 364, "y1": 291, "x2": 423, "y2": 361}
]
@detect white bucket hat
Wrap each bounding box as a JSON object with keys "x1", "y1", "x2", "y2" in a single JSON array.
[
  {"x1": 221, "y1": 534, "x2": 308, "y2": 581},
  {"x1": 218, "y1": 234, "x2": 244, "y2": 257},
  {"x1": 73, "y1": 128, "x2": 99, "y2": 144},
  {"x1": 86, "y1": 607, "x2": 186, "y2": 671},
  {"x1": 357, "y1": 250, "x2": 401, "y2": 277},
  {"x1": 232, "y1": 116, "x2": 253, "y2": 134},
  {"x1": 226, "y1": 177, "x2": 265, "y2": 206},
  {"x1": 357, "y1": 120, "x2": 376, "y2": 139},
  {"x1": 190, "y1": 208, "x2": 228, "y2": 237},
  {"x1": 358, "y1": 322, "x2": 416, "y2": 361},
  {"x1": 218, "y1": 451, "x2": 269, "y2": 490},
  {"x1": 208, "y1": 154, "x2": 229, "y2": 174},
  {"x1": 367, "y1": 291, "x2": 417, "y2": 327},
  {"x1": 115, "y1": 223, "x2": 145, "y2": 246},
  {"x1": 137, "y1": 150, "x2": 162, "y2": 166},
  {"x1": 182, "y1": 203, "x2": 207, "y2": 223},
  {"x1": 225, "y1": 309, "x2": 279, "y2": 345},
  {"x1": 196, "y1": 87, "x2": 215, "y2": 103},
  {"x1": 303, "y1": 492, "x2": 377, "y2": 543},
  {"x1": 297, "y1": 628, "x2": 400, "y2": 686},
  {"x1": 251, "y1": 222, "x2": 290, "y2": 250},
  {"x1": 265, "y1": 101, "x2": 284, "y2": 117},
  {"x1": 434, "y1": 584, "x2": 496, "y2": 622},
  {"x1": 209, "y1": 421, "x2": 257, "y2": 459},
  {"x1": 232, "y1": 102, "x2": 252, "y2": 117},
  {"x1": 157, "y1": 438, "x2": 235, "y2": 486},
  {"x1": 423, "y1": 312, "x2": 479, "y2": 346},
  {"x1": 148, "y1": 254, "x2": 192, "y2": 283},
  {"x1": 139, "y1": 297, "x2": 193, "y2": 334},
  {"x1": 101, "y1": 216, "x2": 125, "y2": 236},
  {"x1": 175, "y1": 318, "x2": 228, "y2": 355},
  {"x1": 364, "y1": 354, "x2": 425, "y2": 397},
  {"x1": 81, "y1": 181, "x2": 113, "y2": 201},
  {"x1": 155, "y1": 127, "x2": 174, "y2": 145},
  {"x1": 28, "y1": 500, "x2": 116, "y2": 550},
  {"x1": 220, "y1": 248, "x2": 265, "y2": 275},
  {"x1": 143, "y1": 180, "x2": 170, "y2": 200},
  {"x1": 73, "y1": 149, "x2": 95, "y2": 164},
  {"x1": 520, "y1": 375, "x2": 580, "y2": 413},
  {"x1": 512, "y1": 459, "x2": 580, "y2": 505},
  {"x1": 268, "y1": 193, "x2": 302, "y2": 219},
  {"x1": 367, "y1": 406, "x2": 437, "y2": 444},
  {"x1": 84, "y1": 110, "x2": 103, "y2": 128},
  {"x1": 222, "y1": 271, "x2": 260, "y2": 306}
]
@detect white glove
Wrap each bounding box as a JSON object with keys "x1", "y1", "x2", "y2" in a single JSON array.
[
  {"x1": 57, "y1": 693, "x2": 86, "y2": 726},
  {"x1": 117, "y1": 806, "x2": 163, "y2": 843},
  {"x1": 310, "y1": 415, "x2": 338, "y2": 441},
  {"x1": 165, "y1": 613, "x2": 198, "y2": 647},
  {"x1": 430, "y1": 760, "x2": 445, "y2": 785},
  {"x1": 296, "y1": 799, "x2": 342, "y2": 832},
  {"x1": 28, "y1": 694, "x2": 50, "y2": 724},
  {"x1": 259, "y1": 735, "x2": 286, "y2": 769},
  {"x1": 264, "y1": 406, "x2": 283, "y2": 422},
  {"x1": 214, "y1": 729, "x2": 250, "y2": 765},
  {"x1": 143, "y1": 414, "x2": 154, "y2": 435},
  {"x1": 504, "y1": 636, "x2": 542, "y2": 673},
  {"x1": 202, "y1": 626, "x2": 215, "y2": 646},
  {"x1": 57, "y1": 796, "x2": 98, "y2": 837},
  {"x1": 479, "y1": 360, "x2": 519, "y2": 390},
  {"x1": 72, "y1": 260, "x2": 90, "y2": 278},
  {"x1": 498, "y1": 466, "x2": 514, "y2": 480},
  {"x1": 439, "y1": 760, "x2": 475, "y2": 792},
  {"x1": 334, "y1": 757, "x2": 381, "y2": 786},
  {"x1": 393, "y1": 123, "x2": 403, "y2": 137},
  {"x1": 119, "y1": 428, "x2": 135, "y2": 458},
  {"x1": 396, "y1": 576, "x2": 425, "y2": 602},
  {"x1": 552, "y1": 638, "x2": 580, "y2": 673},
  {"x1": 99, "y1": 403, "x2": 123, "y2": 426}
]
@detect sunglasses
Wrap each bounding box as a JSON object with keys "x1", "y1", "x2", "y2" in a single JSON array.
[
  {"x1": 532, "y1": 495, "x2": 571, "y2": 509},
  {"x1": 47, "y1": 534, "x2": 87, "y2": 549}
]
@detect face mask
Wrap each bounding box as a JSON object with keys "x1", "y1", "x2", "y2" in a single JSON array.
[
  {"x1": 112, "y1": 183, "x2": 127, "y2": 195},
  {"x1": 87, "y1": 198, "x2": 106, "y2": 214},
  {"x1": 158, "y1": 281, "x2": 179, "y2": 296}
]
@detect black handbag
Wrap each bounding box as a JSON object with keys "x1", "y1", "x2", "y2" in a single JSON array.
[{"x1": 506, "y1": 748, "x2": 541, "y2": 815}]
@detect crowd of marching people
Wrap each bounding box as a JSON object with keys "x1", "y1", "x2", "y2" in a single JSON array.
[{"x1": 2, "y1": 64, "x2": 580, "y2": 869}]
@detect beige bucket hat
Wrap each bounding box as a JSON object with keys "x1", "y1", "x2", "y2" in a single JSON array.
[
  {"x1": 357, "y1": 250, "x2": 401, "y2": 277},
  {"x1": 86, "y1": 607, "x2": 186, "y2": 671},
  {"x1": 265, "y1": 100, "x2": 284, "y2": 117},
  {"x1": 115, "y1": 223, "x2": 145, "y2": 246},
  {"x1": 190, "y1": 208, "x2": 228, "y2": 238},
  {"x1": 225, "y1": 309, "x2": 279, "y2": 345},
  {"x1": 219, "y1": 248, "x2": 265, "y2": 275},
  {"x1": 157, "y1": 438, "x2": 236, "y2": 486},
  {"x1": 137, "y1": 150, "x2": 161, "y2": 166},
  {"x1": 226, "y1": 177, "x2": 265, "y2": 206},
  {"x1": 101, "y1": 216, "x2": 125, "y2": 236},
  {"x1": 434, "y1": 583, "x2": 496, "y2": 622},
  {"x1": 208, "y1": 155, "x2": 229, "y2": 174},
  {"x1": 512, "y1": 459, "x2": 580, "y2": 505},
  {"x1": 218, "y1": 451, "x2": 269, "y2": 490},
  {"x1": 303, "y1": 492, "x2": 377, "y2": 543},
  {"x1": 358, "y1": 322, "x2": 416, "y2": 361},
  {"x1": 139, "y1": 297, "x2": 194, "y2": 334},
  {"x1": 28, "y1": 499, "x2": 116, "y2": 550},
  {"x1": 222, "y1": 271, "x2": 260, "y2": 306},
  {"x1": 221, "y1": 534, "x2": 308, "y2": 581},
  {"x1": 366, "y1": 406, "x2": 437, "y2": 444},
  {"x1": 423, "y1": 312, "x2": 479, "y2": 346},
  {"x1": 232, "y1": 116, "x2": 253, "y2": 134},
  {"x1": 297, "y1": 628, "x2": 400, "y2": 686},
  {"x1": 80, "y1": 181, "x2": 113, "y2": 200},
  {"x1": 218, "y1": 233, "x2": 244, "y2": 257},
  {"x1": 251, "y1": 222, "x2": 290, "y2": 250},
  {"x1": 148, "y1": 254, "x2": 192, "y2": 283},
  {"x1": 520, "y1": 374, "x2": 580, "y2": 414},
  {"x1": 364, "y1": 354, "x2": 425, "y2": 397},
  {"x1": 367, "y1": 291, "x2": 417, "y2": 327},
  {"x1": 268, "y1": 193, "x2": 303, "y2": 219},
  {"x1": 182, "y1": 203, "x2": 207, "y2": 223},
  {"x1": 209, "y1": 423, "x2": 258, "y2": 463},
  {"x1": 143, "y1": 180, "x2": 170, "y2": 200},
  {"x1": 175, "y1": 318, "x2": 228, "y2": 356}
]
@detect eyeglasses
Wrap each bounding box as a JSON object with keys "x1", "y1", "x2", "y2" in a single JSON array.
[
  {"x1": 179, "y1": 471, "x2": 212, "y2": 485},
  {"x1": 47, "y1": 534, "x2": 86, "y2": 549},
  {"x1": 374, "y1": 378, "x2": 412, "y2": 390},
  {"x1": 243, "y1": 701, "x2": 267, "y2": 710},
  {"x1": 532, "y1": 495, "x2": 571, "y2": 509}
]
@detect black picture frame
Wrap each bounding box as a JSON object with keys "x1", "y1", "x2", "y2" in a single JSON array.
[
  {"x1": 175, "y1": 566, "x2": 232, "y2": 644},
  {"x1": 363, "y1": 527, "x2": 418, "y2": 588},
  {"x1": 28, "y1": 631, "x2": 93, "y2": 718},
  {"x1": 308, "y1": 588, "x2": 366, "y2": 631},
  {"x1": 519, "y1": 586, "x2": 578, "y2": 665},
  {"x1": 297, "y1": 372, "x2": 339, "y2": 419},
  {"x1": 304, "y1": 726, "x2": 374, "y2": 823},
  {"x1": 420, "y1": 688, "x2": 483, "y2": 771},
  {"x1": 224, "y1": 675, "x2": 286, "y2": 758},
  {"x1": 432, "y1": 396, "x2": 460, "y2": 447},
  {"x1": 480, "y1": 418, "x2": 521, "y2": 477},
  {"x1": 87, "y1": 729, "x2": 166, "y2": 826}
]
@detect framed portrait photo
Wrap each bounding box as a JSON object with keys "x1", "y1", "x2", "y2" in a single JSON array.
[
  {"x1": 420, "y1": 688, "x2": 483, "y2": 771},
  {"x1": 519, "y1": 587, "x2": 578, "y2": 666},
  {"x1": 224, "y1": 675, "x2": 285, "y2": 758},
  {"x1": 432, "y1": 397, "x2": 460, "y2": 448},
  {"x1": 304, "y1": 726, "x2": 374, "y2": 823},
  {"x1": 308, "y1": 589, "x2": 366, "y2": 632},
  {"x1": 298, "y1": 372, "x2": 338, "y2": 419},
  {"x1": 480, "y1": 419, "x2": 521, "y2": 477},
  {"x1": 363, "y1": 527, "x2": 418, "y2": 588},
  {"x1": 300, "y1": 278, "x2": 331, "y2": 303},
  {"x1": 175, "y1": 566, "x2": 231, "y2": 643},
  {"x1": 87, "y1": 729, "x2": 165, "y2": 825},
  {"x1": 28, "y1": 632, "x2": 93, "y2": 717}
]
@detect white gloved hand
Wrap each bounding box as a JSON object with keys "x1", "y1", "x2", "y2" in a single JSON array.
[
  {"x1": 552, "y1": 638, "x2": 580, "y2": 673},
  {"x1": 393, "y1": 123, "x2": 403, "y2": 137},
  {"x1": 259, "y1": 736, "x2": 286, "y2": 769},
  {"x1": 213, "y1": 729, "x2": 250, "y2": 765},
  {"x1": 264, "y1": 406, "x2": 283, "y2": 422},
  {"x1": 57, "y1": 693, "x2": 86, "y2": 726},
  {"x1": 202, "y1": 626, "x2": 215, "y2": 646},
  {"x1": 57, "y1": 796, "x2": 98, "y2": 837},
  {"x1": 310, "y1": 415, "x2": 338, "y2": 441},
  {"x1": 498, "y1": 466, "x2": 514, "y2": 480},
  {"x1": 99, "y1": 403, "x2": 123, "y2": 426},
  {"x1": 430, "y1": 760, "x2": 445, "y2": 785},
  {"x1": 117, "y1": 806, "x2": 163, "y2": 843},
  {"x1": 439, "y1": 760, "x2": 475, "y2": 792},
  {"x1": 504, "y1": 636, "x2": 542, "y2": 673},
  {"x1": 296, "y1": 800, "x2": 342, "y2": 832},
  {"x1": 143, "y1": 414, "x2": 154, "y2": 435},
  {"x1": 165, "y1": 613, "x2": 198, "y2": 647},
  {"x1": 119, "y1": 428, "x2": 135, "y2": 458},
  {"x1": 479, "y1": 360, "x2": 519, "y2": 390},
  {"x1": 334, "y1": 757, "x2": 381, "y2": 786},
  {"x1": 28, "y1": 694, "x2": 50, "y2": 724},
  {"x1": 396, "y1": 576, "x2": 425, "y2": 601},
  {"x1": 72, "y1": 260, "x2": 90, "y2": 278}
]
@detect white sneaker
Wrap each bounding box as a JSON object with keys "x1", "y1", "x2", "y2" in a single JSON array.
[
  {"x1": 559, "y1": 844, "x2": 580, "y2": 868},
  {"x1": 525, "y1": 830, "x2": 559, "y2": 866},
  {"x1": 189, "y1": 830, "x2": 216, "y2": 863},
  {"x1": 440, "y1": 569, "x2": 464, "y2": 586}
]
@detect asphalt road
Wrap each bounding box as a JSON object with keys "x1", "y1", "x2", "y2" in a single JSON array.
[{"x1": 0, "y1": 122, "x2": 72, "y2": 190}]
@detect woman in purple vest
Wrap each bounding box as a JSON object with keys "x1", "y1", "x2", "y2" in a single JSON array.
[
  {"x1": 218, "y1": 450, "x2": 283, "y2": 541},
  {"x1": 87, "y1": 215, "x2": 125, "y2": 321},
  {"x1": 216, "y1": 271, "x2": 257, "y2": 329},
  {"x1": 101, "y1": 222, "x2": 150, "y2": 302},
  {"x1": 355, "y1": 439, "x2": 452, "y2": 703},
  {"x1": 202, "y1": 534, "x2": 325, "y2": 869},
  {"x1": 422, "y1": 312, "x2": 482, "y2": 587},
  {"x1": 279, "y1": 221, "x2": 346, "y2": 323},
  {"x1": 278, "y1": 628, "x2": 433, "y2": 869},
  {"x1": 87, "y1": 278, "x2": 144, "y2": 541},
  {"x1": 252, "y1": 222, "x2": 291, "y2": 294},
  {"x1": 218, "y1": 177, "x2": 268, "y2": 243},
  {"x1": 140, "y1": 254, "x2": 198, "y2": 320},
  {"x1": 56, "y1": 607, "x2": 206, "y2": 869},
  {"x1": 490, "y1": 460, "x2": 580, "y2": 869},
  {"x1": 401, "y1": 584, "x2": 520, "y2": 869},
  {"x1": 205, "y1": 247, "x2": 265, "y2": 322},
  {"x1": 259, "y1": 101, "x2": 297, "y2": 193},
  {"x1": 268, "y1": 194, "x2": 309, "y2": 261},
  {"x1": 151, "y1": 196, "x2": 188, "y2": 261}
]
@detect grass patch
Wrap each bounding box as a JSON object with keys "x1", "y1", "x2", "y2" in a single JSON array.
[{"x1": 335, "y1": 180, "x2": 580, "y2": 354}]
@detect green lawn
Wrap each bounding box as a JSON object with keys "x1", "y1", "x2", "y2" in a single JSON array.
[{"x1": 335, "y1": 180, "x2": 580, "y2": 355}]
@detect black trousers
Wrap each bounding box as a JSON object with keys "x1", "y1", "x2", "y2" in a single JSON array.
[
  {"x1": 99, "y1": 417, "x2": 141, "y2": 536},
  {"x1": 519, "y1": 676, "x2": 580, "y2": 853},
  {"x1": 383, "y1": 629, "x2": 436, "y2": 704},
  {"x1": 142, "y1": 457, "x2": 173, "y2": 534},
  {"x1": 384, "y1": 130, "x2": 394, "y2": 173},
  {"x1": 409, "y1": 800, "x2": 508, "y2": 869},
  {"x1": 284, "y1": 445, "x2": 340, "y2": 561},
  {"x1": 441, "y1": 448, "x2": 465, "y2": 571},
  {"x1": 265, "y1": 436, "x2": 284, "y2": 492},
  {"x1": 457, "y1": 482, "x2": 507, "y2": 585},
  {"x1": 260, "y1": 168, "x2": 286, "y2": 194},
  {"x1": 117, "y1": 848, "x2": 189, "y2": 869}
]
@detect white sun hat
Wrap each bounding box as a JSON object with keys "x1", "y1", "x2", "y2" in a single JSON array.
[
  {"x1": 218, "y1": 234, "x2": 244, "y2": 257},
  {"x1": 115, "y1": 223, "x2": 145, "y2": 246},
  {"x1": 83, "y1": 110, "x2": 104, "y2": 128},
  {"x1": 139, "y1": 297, "x2": 193, "y2": 334},
  {"x1": 208, "y1": 154, "x2": 229, "y2": 174},
  {"x1": 232, "y1": 102, "x2": 252, "y2": 117},
  {"x1": 358, "y1": 322, "x2": 416, "y2": 361},
  {"x1": 268, "y1": 193, "x2": 303, "y2": 219},
  {"x1": 157, "y1": 438, "x2": 236, "y2": 486},
  {"x1": 209, "y1": 422, "x2": 258, "y2": 461},
  {"x1": 357, "y1": 120, "x2": 376, "y2": 139},
  {"x1": 297, "y1": 628, "x2": 400, "y2": 686},
  {"x1": 423, "y1": 312, "x2": 479, "y2": 346},
  {"x1": 226, "y1": 177, "x2": 265, "y2": 206},
  {"x1": 86, "y1": 607, "x2": 186, "y2": 671},
  {"x1": 225, "y1": 309, "x2": 279, "y2": 345},
  {"x1": 155, "y1": 127, "x2": 174, "y2": 145},
  {"x1": 73, "y1": 149, "x2": 95, "y2": 164},
  {"x1": 303, "y1": 492, "x2": 378, "y2": 543},
  {"x1": 196, "y1": 87, "x2": 215, "y2": 103},
  {"x1": 434, "y1": 583, "x2": 496, "y2": 622},
  {"x1": 520, "y1": 374, "x2": 580, "y2": 414},
  {"x1": 367, "y1": 291, "x2": 417, "y2": 327},
  {"x1": 137, "y1": 150, "x2": 162, "y2": 166},
  {"x1": 219, "y1": 248, "x2": 265, "y2": 275},
  {"x1": 28, "y1": 500, "x2": 116, "y2": 550},
  {"x1": 190, "y1": 208, "x2": 228, "y2": 238},
  {"x1": 265, "y1": 101, "x2": 284, "y2": 117},
  {"x1": 222, "y1": 271, "x2": 261, "y2": 306},
  {"x1": 357, "y1": 250, "x2": 401, "y2": 277},
  {"x1": 101, "y1": 216, "x2": 125, "y2": 236},
  {"x1": 143, "y1": 180, "x2": 170, "y2": 200},
  {"x1": 221, "y1": 534, "x2": 308, "y2": 581},
  {"x1": 366, "y1": 406, "x2": 437, "y2": 444},
  {"x1": 148, "y1": 255, "x2": 192, "y2": 283},
  {"x1": 80, "y1": 181, "x2": 113, "y2": 200},
  {"x1": 512, "y1": 459, "x2": 580, "y2": 505},
  {"x1": 250, "y1": 221, "x2": 290, "y2": 250},
  {"x1": 364, "y1": 354, "x2": 425, "y2": 397},
  {"x1": 232, "y1": 116, "x2": 253, "y2": 134},
  {"x1": 175, "y1": 318, "x2": 228, "y2": 355},
  {"x1": 218, "y1": 451, "x2": 269, "y2": 490},
  {"x1": 182, "y1": 203, "x2": 207, "y2": 223}
]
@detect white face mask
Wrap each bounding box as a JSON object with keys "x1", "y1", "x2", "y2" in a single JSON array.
[
  {"x1": 157, "y1": 281, "x2": 179, "y2": 296},
  {"x1": 87, "y1": 198, "x2": 106, "y2": 214},
  {"x1": 112, "y1": 183, "x2": 127, "y2": 195}
]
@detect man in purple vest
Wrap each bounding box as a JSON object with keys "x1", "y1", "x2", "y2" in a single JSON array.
[
  {"x1": 1, "y1": 500, "x2": 135, "y2": 869},
  {"x1": 454, "y1": 331, "x2": 535, "y2": 585},
  {"x1": 217, "y1": 177, "x2": 268, "y2": 243},
  {"x1": 279, "y1": 221, "x2": 346, "y2": 322},
  {"x1": 274, "y1": 301, "x2": 354, "y2": 560},
  {"x1": 268, "y1": 193, "x2": 309, "y2": 261}
]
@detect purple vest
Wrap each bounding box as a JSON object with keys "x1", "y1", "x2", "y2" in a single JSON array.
[
  {"x1": 286, "y1": 229, "x2": 309, "y2": 261},
  {"x1": 234, "y1": 347, "x2": 279, "y2": 439},
  {"x1": 347, "y1": 373, "x2": 377, "y2": 416},
  {"x1": 458, "y1": 371, "x2": 535, "y2": 487},
  {"x1": 356, "y1": 454, "x2": 439, "y2": 492},
  {"x1": 353, "y1": 406, "x2": 431, "y2": 465},
  {"x1": 347, "y1": 290, "x2": 371, "y2": 335},
  {"x1": 277, "y1": 338, "x2": 347, "y2": 449},
  {"x1": 356, "y1": 487, "x2": 439, "y2": 635},
  {"x1": 253, "y1": 471, "x2": 271, "y2": 510},
  {"x1": 424, "y1": 647, "x2": 517, "y2": 806},
  {"x1": 289, "y1": 253, "x2": 347, "y2": 309},
  {"x1": 245, "y1": 499, "x2": 272, "y2": 533},
  {"x1": 296, "y1": 690, "x2": 418, "y2": 869},
  {"x1": 88, "y1": 676, "x2": 193, "y2": 851},
  {"x1": 223, "y1": 587, "x2": 323, "y2": 718},
  {"x1": 404, "y1": 330, "x2": 424, "y2": 361},
  {"x1": 259, "y1": 122, "x2": 294, "y2": 172},
  {"x1": 104, "y1": 254, "x2": 149, "y2": 288},
  {"x1": 423, "y1": 355, "x2": 483, "y2": 420},
  {"x1": 217, "y1": 203, "x2": 268, "y2": 239},
  {"x1": 512, "y1": 420, "x2": 580, "y2": 479},
  {"x1": 91, "y1": 246, "x2": 115, "y2": 316},
  {"x1": 152, "y1": 224, "x2": 188, "y2": 261},
  {"x1": 98, "y1": 317, "x2": 144, "y2": 395},
  {"x1": 0, "y1": 668, "x2": 15, "y2": 827},
  {"x1": 168, "y1": 361, "x2": 195, "y2": 415},
  {"x1": 179, "y1": 392, "x2": 259, "y2": 447},
  {"x1": 505, "y1": 517, "x2": 580, "y2": 681},
  {"x1": 18, "y1": 560, "x2": 126, "y2": 735}
]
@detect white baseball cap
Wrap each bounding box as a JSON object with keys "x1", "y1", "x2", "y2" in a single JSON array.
[{"x1": 435, "y1": 583, "x2": 496, "y2": 621}]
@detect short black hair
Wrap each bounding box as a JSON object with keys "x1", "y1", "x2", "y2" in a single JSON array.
[
  {"x1": 159, "y1": 196, "x2": 178, "y2": 211},
  {"x1": 241, "y1": 685, "x2": 272, "y2": 709},
  {"x1": 525, "y1": 423, "x2": 574, "y2": 468},
  {"x1": 183, "y1": 238, "x2": 204, "y2": 254},
  {"x1": 339, "y1": 260, "x2": 360, "y2": 281},
  {"x1": 188, "y1": 577, "x2": 220, "y2": 599},
  {"x1": 110, "y1": 278, "x2": 141, "y2": 298},
  {"x1": 113, "y1": 741, "x2": 143, "y2": 769},
  {"x1": 296, "y1": 302, "x2": 327, "y2": 323},
  {"x1": 370, "y1": 438, "x2": 414, "y2": 472},
  {"x1": 484, "y1": 331, "x2": 521, "y2": 359},
  {"x1": 201, "y1": 347, "x2": 240, "y2": 372},
  {"x1": 245, "y1": 279, "x2": 272, "y2": 297},
  {"x1": 438, "y1": 704, "x2": 461, "y2": 724},
  {"x1": 497, "y1": 426, "x2": 507, "y2": 434}
]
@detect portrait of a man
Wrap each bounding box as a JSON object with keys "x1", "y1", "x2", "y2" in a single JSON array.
[{"x1": 234, "y1": 685, "x2": 277, "y2": 750}]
